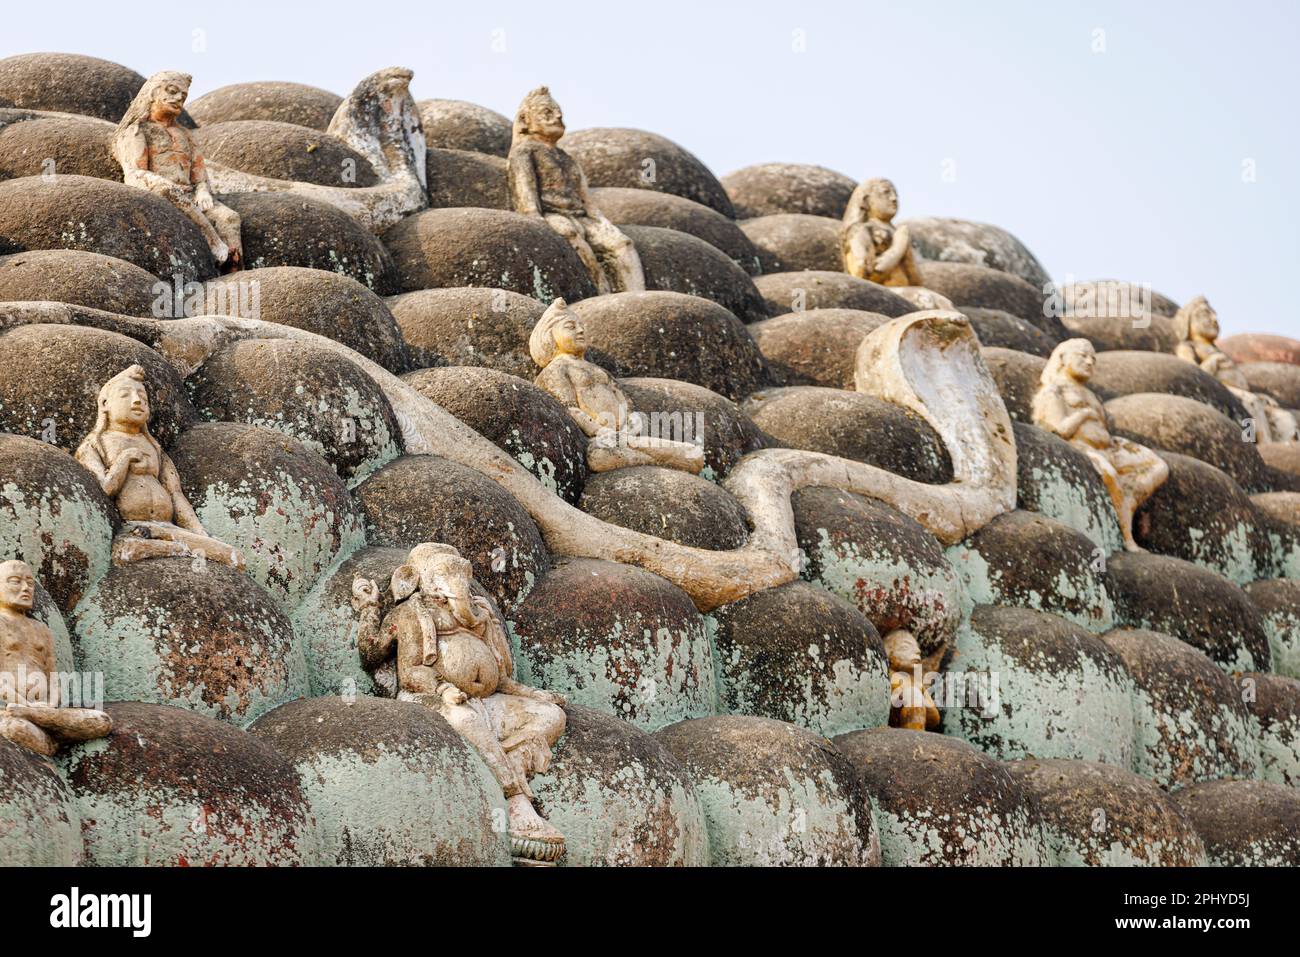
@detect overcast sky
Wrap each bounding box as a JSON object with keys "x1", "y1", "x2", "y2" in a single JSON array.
[{"x1": 5, "y1": 0, "x2": 1297, "y2": 339}]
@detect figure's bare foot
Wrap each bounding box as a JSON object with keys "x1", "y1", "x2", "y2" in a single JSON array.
[
  {"x1": 507, "y1": 793, "x2": 564, "y2": 865},
  {"x1": 0, "y1": 714, "x2": 58, "y2": 756}
]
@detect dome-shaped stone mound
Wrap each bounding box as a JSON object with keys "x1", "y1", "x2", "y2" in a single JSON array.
[
  {"x1": 193, "y1": 120, "x2": 378, "y2": 187},
  {"x1": 561, "y1": 128, "x2": 734, "y2": 217},
  {"x1": 710, "y1": 581, "x2": 889, "y2": 737},
  {"x1": 0, "y1": 53, "x2": 193, "y2": 125},
  {"x1": 59, "y1": 701, "x2": 318, "y2": 865},
  {"x1": 425, "y1": 147, "x2": 508, "y2": 209},
  {"x1": 1088, "y1": 351, "x2": 1247, "y2": 420},
  {"x1": 833, "y1": 727, "x2": 1045, "y2": 866},
  {"x1": 1219, "y1": 332, "x2": 1300, "y2": 366},
  {"x1": 568, "y1": 291, "x2": 768, "y2": 400},
  {"x1": 745, "y1": 386, "x2": 952, "y2": 483},
  {"x1": 509, "y1": 559, "x2": 717, "y2": 731},
  {"x1": 387, "y1": 286, "x2": 545, "y2": 378},
  {"x1": 403, "y1": 366, "x2": 587, "y2": 503},
  {"x1": 382, "y1": 207, "x2": 596, "y2": 302},
  {"x1": 1058, "y1": 279, "x2": 1180, "y2": 319},
  {"x1": 1172, "y1": 779, "x2": 1300, "y2": 866},
  {"x1": 248, "y1": 696, "x2": 511, "y2": 866},
  {"x1": 353, "y1": 453, "x2": 548, "y2": 610},
  {"x1": 579, "y1": 466, "x2": 748, "y2": 549},
  {"x1": 1104, "y1": 552, "x2": 1269, "y2": 671},
  {"x1": 753, "y1": 270, "x2": 914, "y2": 318},
  {"x1": 0, "y1": 323, "x2": 196, "y2": 452},
  {"x1": 963, "y1": 307, "x2": 1054, "y2": 356},
  {"x1": 204, "y1": 266, "x2": 411, "y2": 372},
  {"x1": 918, "y1": 261, "x2": 1061, "y2": 337},
  {"x1": 417, "y1": 98, "x2": 511, "y2": 156},
  {"x1": 1006, "y1": 759, "x2": 1206, "y2": 866},
  {"x1": 1245, "y1": 672, "x2": 1300, "y2": 787},
  {"x1": 71, "y1": 559, "x2": 308, "y2": 725},
  {"x1": 721, "y1": 163, "x2": 857, "y2": 220},
  {"x1": 748, "y1": 308, "x2": 892, "y2": 389},
  {"x1": 0, "y1": 433, "x2": 115, "y2": 613},
  {"x1": 792, "y1": 488, "x2": 963, "y2": 656},
  {"x1": 1012, "y1": 423, "x2": 1124, "y2": 553},
  {"x1": 1102, "y1": 627, "x2": 1259, "y2": 788},
  {"x1": 655, "y1": 715, "x2": 878, "y2": 866},
  {"x1": 618, "y1": 376, "x2": 767, "y2": 477},
  {"x1": 903, "y1": 217, "x2": 1051, "y2": 289},
  {"x1": 1259, "y1": 447, "x2": 1300, "y2": 489},
  {"x1": 739, "y1": 214, "x2": 842, "y2": 274},
  {"x1": 1240, "y1": 361, "x2": 1300, "y2": 408},
  {"x1": 593, "y1": 187, "x2": 760, "y2": 274},
  {"x1": 169, "y1": 422, "x2": 367, "y2": 609},
  {"x1": 949, "y1": 511, "x2": 1114, "y2": 631},
  {"x1": 1245, "y1": 578, "x2": 1300, "y2": 679},
  {"x1": 0, "y1": 250, "x2": 162, "y2": 315},
  {"x1": 188, "y1": 81, "x2": 342, "y2": 131},
  {"x1": 530, "y1": 704, "x2": 709, "y2": 866},
  {"x1": 950, "y1": 605, "x2": 1136, "y2": 764},
  {"x1": 0, "y1": 174, "x2": 215, "y2": 284},
  {"x1": 622, "y1": 224, "x2": 768, "y2": 323},
  {"x1": 1061, "y1": 311, "x2": 1179, "y2": 354},
  {"x1": 981, "y1": 346, "x2": 1044, "y2": 422},
  {"x1": 0, "y1": 112, "x2": 119, "y2": 182},
  {"x1": 0, "y1": 737, "x2": 83, "y2": 865},
  {"x1": 223, "y1": 192, "x2": 398, "y2": 294},
  {"x1": 189, "y1": 337, "x2": 403, "y2": 482}
]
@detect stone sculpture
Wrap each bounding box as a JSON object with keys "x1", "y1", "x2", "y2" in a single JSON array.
[
  {"x1": 884, "y1": 628, "x2": 940, "y2": 732},
  {"x1": 0, "y1": 559, "x2": 112, "y2": 756},
  {"x1": 75, "y1": 365, "x2": 245, "y2": 569},
  {"x1": 352, "y1": 543, "x2": 568, "y2": 865},
  {"x1": 530, "y1": 298, "x2": 705, "y2": 474},
  {"x1": 1032, "y1": 339, "x2": 1169, "y2": 552},
  {"x1": 841, "y1": 177, "x2": 924, "y2": 287},
  {"x1": 508, "y1": 87, "x2": 645, "y2": 295}
]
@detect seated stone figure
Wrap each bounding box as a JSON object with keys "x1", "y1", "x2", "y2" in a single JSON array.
[
  {"x1": 530, "y1": 298, "x2": 704, "y2": 474},
  {"x1": 0, "y1": 560, "x2": 112, "y2": 756},
  {"x1": 1174, "y1": 295, "x2": 1298, "y2": 443},
  {"x1": 113, "y1": 71, "x2": 243, "y2": 270},
  {"x1": 1032, "y1": 339, "x2": 1169, "y2": 552},
  {"x1": 841, "y1": 177, "x2": 925, "y2": 288},
  {"x1": 75, "y1": 365, "x2": 245, "y2": 569},
  {"x1": 352, "y1": 543, "x2": 567, "y2": 865},
  {"x1": 884, "y1": 628, "x2": 940, "y2": 732},
  {"x1": 507, "y1": 86, "x2": 644, "y2": 295}
]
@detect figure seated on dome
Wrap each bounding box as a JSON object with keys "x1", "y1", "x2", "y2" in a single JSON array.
[
  {"x1": 841, "y1": 177, "x2": 925, "y2": 289},
  {"x1": 530, "y1": 298, "x2": 704, "y2": 474},
  {"x1": 1032, "y1": 339, "x2": 1169, "y2": 552},
  {"x1": 507, "y1": 86, "x2": 644, "y2": 295},
  {"x1": 75, "y1": 365, "x2": 245, "y2": 570},
  {"x1": 885, "y1": 628, "x2": 940, "y2": 732},
  {"x1": 352, "y1": 543, "x2": 567, "y2": 865},
  {"x1": 0, "y1": 560, "x2": 112, "y2": 756},
  {"x1": 1174, "y1": 295, "x2": 1297, "y2": 443}
]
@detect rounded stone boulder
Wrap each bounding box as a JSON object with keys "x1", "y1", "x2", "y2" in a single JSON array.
[
  {"x1": 1102, "y1": 627, "x2": 1259, "y2": 788},
  {"x1": 903, "y1": 217, "x2": 1051, "y2": 289},
  {"x1": 186, "y1": 81, "x2": 342, "y2": 131},
  {"x1": 1245, "y1": 672, "x2": 1300, "y2": 788},
  {"x1": 0, "y1": 174, "x2": 215, "y2": 284},
  {"x1": 1240, "y1": 361, "x2": 1300, "y2": 408},
  {"x1": 0, "y1": 737, "x2": 84, "y2": 865},
  {"x1": 425, "y1": 147, "x2": 508, "y2": 209},
  {"x1": 58, "y1": 701, "x2": 318, "y2": 865},
  {"x1": 568, "y1": 291, "x2": 768, "y2": 400},
  {"x1": 981, "y1": 346, "x2": 1045, "y2": 423},
  {"x1": 1259, "y1": 444, "x2": 1300, "y2": 484},
  {"x1": 1012, "y1": 422, "x2": 1124, "y2": 554},
  {"x1": 382, "y1": 207, "x2": 596, "y2": 302},
  {"x1": 655, "y1": 715, "x2": 878, "y2": 866},
  {"x1": 1088, "y1": 350, "x2": 1246, "y2": 420},
  {"x1": 963, "y1": 307, "x2": 1054, "y2": 357},
  {"x1": 753, "y1": 270, "x2": 914, "y2": 318},
  {"x1": 194, "y1": 120, "x2": 378, "y2": 187},
  {"x1": 0, "y1": 53, "x2": 184, "y2": 125},
  {"x1": 918, "y1": 261, "x2": 1061, "y2": 337},
  {"x1": 1006, "y1": 759, "x2": 1206, "y2": 866},
  {"x1": 1172, "y1": 779, "x2": 1300, "y2": 866},
  {"x1": 579, "y1": 466, "x2": 748, "y2": 549},
  {"x1": 509, "y1": 558, "x2": 717, "y2": 731},
  {"x1": 594, "y1": 187, "x2": 760, "y2": 274},
  {"x1": 833, "y1": 727, "x2": 1045, "y2": 866},
  {"x1": 353, "y1": 453, "x2": 548, "y2": 611},
  {"x1": 561, "y1": 128, "x2": 734, "y2": 217},
  {"x1": 710, "y1": 581, "x2": 890, "y2": 737},
  {"x1": 0, "y1": 249, "x2": 163, "y2": 316},
  {"x1": 530, "y1": 704, "x2": 710, "y2": 866},
  {"x1": 1244, "y1": 578, "x2": 1300, "y2": 679},
  {"x1": 618, "y1": 376, "x2": 767, "y2": 477},
  {"x1": 949, "y1": 605, "x2": 1136, "y2": 765},
  {"x1": 748, "y1": 308, "x2": 891, "y2": 389},
  {"x1": 1062, "y1": 311, "x2": 1180, "y2": 354},
  {"x1": 403, "y1": 365, "x2": 587, "y2": 503},
  {"x1": 386, "y1": 286, "x2": 545, "y2": 377},
  {"x1": 739, "y1": 213, "x2": 842, "y2": 274},
  {"x1": 1220, "y1": 332, "x2": 1300, "y2": 366},
  {"x1": 0, "y1": 113, "x2": 119, "y2": 182},
  {"x1": 248, "y1": 695, "x2": 511, "y2": 866},
  {"x1": 623, "y1": 224, "x2": 768, "y2": 323},
  {"x1": 721, "y1": 163, "x2": 857, "y2": 220},
  {"x1": 417, "y1": 98, "x2": 512, "y2": 156}
]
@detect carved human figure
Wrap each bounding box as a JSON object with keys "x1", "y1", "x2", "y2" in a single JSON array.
[
  {"x1": 112, "y1": 71, "x2": 243, "y2": 269},
  {"x1": 884, "y1": 629, "x2": 941, "y2": 732},
  {"x1": 352, "y1": 543, "x2": 568, "y2": 865},
  {"x1": 0, "y1": 560, "x2": 112, "y2": 756},
  {"x1": 530, "y1": 298, "x2": 704, "y2": 474},
  {"x1": 841, "y1": 178, "x2": 924, "y2": 287},
  {"x1": 75, "y1": 365, "x2": 245, "y2": 569},
  {"x1": 508, "y1": 86, "x2": 645, "y2": 295},
  {"x1": 1173, "y1": 295, "x2": 1298, "y2": 443},
  {"x1": 1032, "y1": 339, "x2": 1169, "y2": 551}
]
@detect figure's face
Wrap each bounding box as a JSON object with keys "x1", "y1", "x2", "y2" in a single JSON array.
[
  {"x1": 0, "y1": 561, "x2": 36, "y2": 613},
  {"x1": 885, "y1": 630, "x2": 922, "y2": 671},
  {"x1": 1192, "y1": 303, "x2": 1220, "y2": 341},
  {"x1": 1063, "y1": 344, "x2": 1096, "y2": 381},
  {"x1": 868, "y1": 180, "x2": 898, "y2": 218},
  {"x1": 552, "y1": 312, "x2": 587, "y2": 356},
  {"x1": 529, "y1": 98, "x2": 565, "y2": 140},
  {"x1": 419, "y1": 558, "x2": 473, "y2": 602},
  {"x1": 103, "y1": 378, "x2": 150, "y2": 429},
  {"x1": 151, "y1": 79, "x2": 189, "y2": 120}
]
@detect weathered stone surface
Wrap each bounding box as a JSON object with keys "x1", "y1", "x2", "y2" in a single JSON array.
[
  {"x1": 622, "y1": 225, "x2": 768, "y2": 323},
  {"x1": 59, "y1": 701, "x2": 318, "y2": 865},
  {"x1": 0, "y1": 250, "x2": 162, "y2": 316},
  {"x1": 1006, "y1": 759, "x2": 1206, "y2": 866},
  {"x1": 739, "y1": 213, "x2": 841, "y2": 274},
  {"x1": 656, "y1": 715, "x2": 879, "y2": 866},
  {"x1": 919, "y1": 261, "x2": 1063, "y2": 338},
  {"x1": 721, "y1": 163, "x2": 856, "y2": 220},
  {"x1": 1245, "y1": 578, "x2": 1300, "y2": 679},
  {"x1": 1062, "y1": 312, "x2": 1180, "y2": 354},
  {"x1": 0, "y1": 112, "x2": 119, "y2": 182},
  {"x1": 579, "y1": 466, "x2": 747, "y2": 549},
  {"x1": 1172, "y1": 779, "x2": 1300, "y2": 866},
  {"x1": 561, "y1": 128, "x2": 734, "y2": 217},
  {"x1": 1088, "y1": 351, "x2": 1247, "y2": 420},
  {"x1": 0, "y1": 53, "x2": 190, "y2": 125},
  {"x1": 425, "y1": 147, "x2": 508, "y2": 210},
  {"x1": 0, "y1": 737, "x2": 83, "y2": 865},
  {"x1": 834, "y1": 727, "x2": 1045, "y2": 866},
  {"x1": 748, "y1": 309, "x2": 891, "y2": 389},
  {"x1": 1240, "y1": 361, "x2": 1300, "y2": 408},
  {"x1": 594, "y1": 187, "x2": 760, "y2": 273},
  {"x1": 417, "y1": 98, "x2": 511, "y2": 157},
  {"x1": 963, "y1": 307, "x2": 1054, "y2": 356},
  {"x1": 248, "y1": 696, "x2": 511, "y2": 866},
  {"x1": 981, "y1": 346, "x2": 1044, "y2": 423},
  {"x1": 753, "y1": 270, "x2": 914, "y2": 318},
  {"x1": 188, "y1": 81, "x2": 342, "y2": 131},
  {"x1": 194, "y1": 120, "x2": 377, "y2": 188},
  {"x1": 904, "y1": 217, "x2": 1051, "y2": 290},
  {"x1": 387, "y1": 286, "x2": 546, "y2": 378},
  {"x1": 1244, "y1": 672, "x2": 1300, "y2": 788},
  {"x1": 1013, "y1": 422, "x2": 1123, "y2": 553},
  {"x1": 509, "y1": 559, "x2": 717, "y2": 731},
  {"x1": 1219, "y1": 332, "x2": 1300, "y2": 366},
  {"x1": 1058, "y1": 280, "x2": 1180, "y2": 320},
  {"x1": 618, "y1": 376, "x2": 767, "y2": 477}
]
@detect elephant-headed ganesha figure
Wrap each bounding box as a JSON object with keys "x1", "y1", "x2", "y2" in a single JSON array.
[{"x1": 352, "y1": 543, "x2": 568, "y2": 865}]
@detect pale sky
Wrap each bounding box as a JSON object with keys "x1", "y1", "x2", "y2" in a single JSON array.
[{"x1": 5, "y1": 0, "x2": 1297, "y2": 338}]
